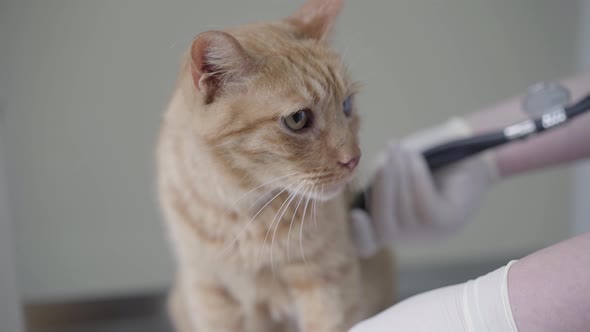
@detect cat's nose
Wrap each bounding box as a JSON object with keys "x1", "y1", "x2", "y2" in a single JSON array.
[{"x1": 338, "y1": 154, "x2": 361, "y2": 170}]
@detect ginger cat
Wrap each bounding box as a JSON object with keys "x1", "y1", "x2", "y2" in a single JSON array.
[{"x1": 157, "y1": 1, "x2": 394, "y2": 331}]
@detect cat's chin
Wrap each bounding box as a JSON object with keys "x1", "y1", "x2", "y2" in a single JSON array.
[{"x1": 307, "y1": 182, "x2": 346, "y2": 201}]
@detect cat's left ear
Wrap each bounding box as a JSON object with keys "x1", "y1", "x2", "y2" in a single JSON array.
[{"x1": 287, "y1": 0, "x2": 344, "y2": 40}]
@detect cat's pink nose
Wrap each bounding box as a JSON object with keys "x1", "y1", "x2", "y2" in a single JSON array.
[{"x1": 339, "y1": 154, "x2": 361, "y2": 170}]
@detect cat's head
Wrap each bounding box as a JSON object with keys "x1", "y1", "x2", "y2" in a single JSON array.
[{"x1": 184, "y1": 0, "x2": 359, "y2": 201}]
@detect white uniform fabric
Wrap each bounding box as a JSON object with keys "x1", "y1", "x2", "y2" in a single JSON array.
[
  {"x1": 350, "y1": 261, "x2": 519, "y2": 332},
  {"x1": 351, "y1": 118, "x2": 499, "y2": 258}
]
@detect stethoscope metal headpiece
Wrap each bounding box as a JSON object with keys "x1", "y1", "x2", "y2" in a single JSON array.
[{"x1": 523, "y1": 82, "x2": 571, "y2": 116}]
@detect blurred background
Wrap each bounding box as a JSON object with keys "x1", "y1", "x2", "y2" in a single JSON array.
[{"x1": 0, "y1": 0, "x2": 588, "y2": 331}]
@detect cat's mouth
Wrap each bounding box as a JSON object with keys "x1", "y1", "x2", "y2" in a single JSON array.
[{"x1": 304, "y1": 174, "x2": 354, "y2": 202}]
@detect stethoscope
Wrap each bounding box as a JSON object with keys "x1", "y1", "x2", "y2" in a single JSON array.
[{"x1": 352, "y1": 82, "x2": 590, "y2": 212}]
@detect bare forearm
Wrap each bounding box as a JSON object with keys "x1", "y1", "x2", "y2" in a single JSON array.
[
  {"x1": 508, "y1": 232, "x2": 590, "y2": 332},
  {"x1": 466, "y1": 74, "x2": 590, "y2": 177},
  {"x1": 495, "y1": 110, "x2": 590, "y2": 176}
]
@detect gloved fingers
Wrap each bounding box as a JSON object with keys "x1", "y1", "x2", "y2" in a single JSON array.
[
  {"x1": 392, "y1": 144, "x2": 421, "y2": 232},
  {"x1": 439, "y1": 157, "x2": 493, "y2": 223},
  {"x1": 402, "y1": 147, "x2": 456, "y2": 227},
  {"x1": 370, "y1": 142, "x2": 403, "y2": 244},
  {"x1": 350, "y1": 209, "x2": 380, "y2": 258}
]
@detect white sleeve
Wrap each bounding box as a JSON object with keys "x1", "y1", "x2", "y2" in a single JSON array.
[{"x1": 350, "y1": 261, "x2": 519, "y2": 332}]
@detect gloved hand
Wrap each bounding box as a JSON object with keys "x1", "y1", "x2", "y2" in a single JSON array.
[
  {"x1": 351, "y1": 118, "x2": 498, "y2": 258},
  {"x1": 349, "y1": 261, "x2": 519, "y2": 332}
]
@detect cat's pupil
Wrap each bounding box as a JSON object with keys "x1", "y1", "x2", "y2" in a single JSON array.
[{"x1": 283, "y1": 109, "x2": 310, "y2": 132}]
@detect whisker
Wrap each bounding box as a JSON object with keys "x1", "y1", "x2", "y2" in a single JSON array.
[
  {"x1": 312, "y1": 190, "x2": 318, "y2": 229},
  {"x1": 318, "y1": 184, "x2": 325, "y2": 228},
  {"x1": 227, "y1": 172, "x2": 300, "y2": 211},
  {"x1": 219, "y1": 181, "x2": 296, "y2": 256},
  {"x1": 299, "y1": 184, "x2": 314, "y2": 270},
  {"x1": 302, "y1": 173, "x2": 334, "y2": 182},
  {"x1": 217, "y1": 172, "x2": 301, "y2": 246},
  {"x1": 210, "y1": 141, "x2": 233, "y2": 149},
  {"x1": 286, "y1": 184, "x2": 311, "y2": 262},
  {"x1": 276, "y1": 185, "x2": 309, "y2": 270},
  {"x1": 259, "y1": 182, "x2": 304, "y2": 264},
  {"x1": 245, "y1": 184, "x2": 282, "y2": 212}
]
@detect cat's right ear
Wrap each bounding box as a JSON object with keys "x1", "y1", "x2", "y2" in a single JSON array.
[
  {"x1": 190, "y1": 31, "x2": 255, "y2": 104},
  {"x1": 287, "y1": 0, "x2": 344, "y2": 40}
]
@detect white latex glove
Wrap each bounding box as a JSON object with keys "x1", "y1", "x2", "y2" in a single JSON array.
[
  {"x1": 352, "y1": 118, "x2": 498, "y2": 258},
  {"x1": 350, "y1": 261, "x2": 519, "y2": 332}
]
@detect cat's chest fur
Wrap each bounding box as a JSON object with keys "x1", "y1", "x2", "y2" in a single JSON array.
[
  {"x1": 164, "y1": 175, "x2": 352, "y2": 271},
  {"x1": 162, "y1": 168, "x2": 356, "y2": 326}
]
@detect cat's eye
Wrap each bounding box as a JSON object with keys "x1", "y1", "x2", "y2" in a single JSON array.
[
  {"x1": 343, "y1": 96, "x2": 353, "y2": 117},
  {"x1": 283, "y1": 109, "x2": 311, "y2": 132}
]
